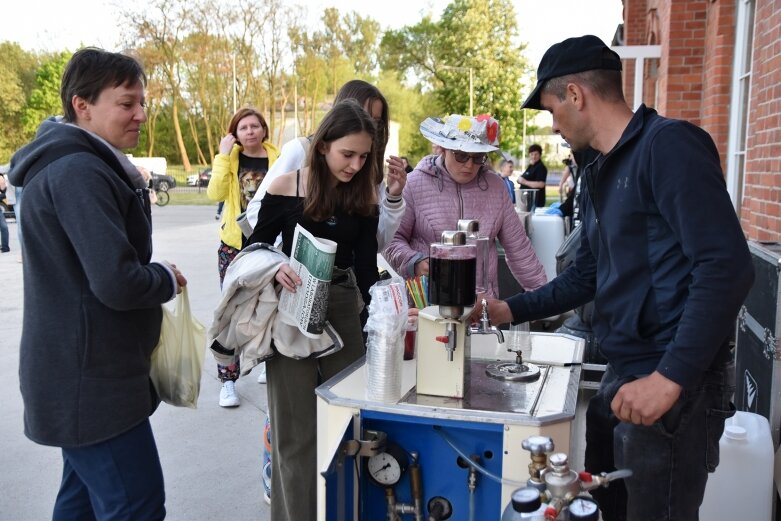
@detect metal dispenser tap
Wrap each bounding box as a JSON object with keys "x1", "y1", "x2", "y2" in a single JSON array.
[
  {"x1": 470, "y1": 298, "x2": 505, "y2": 344},
  {"x1": 485, "y1": 320, "x2": 541, "y2": 383}
]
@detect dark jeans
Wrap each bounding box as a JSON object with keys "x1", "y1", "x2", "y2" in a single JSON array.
[
  {"x1": 53, "y1": 419, "x2": 165, "y2": 521},
  {"x1": 585, "y1": 362, "x2": 735, "y2": 521},
  {"x1": 0, "y1": 209, "x2": 8, "y2": 251}
]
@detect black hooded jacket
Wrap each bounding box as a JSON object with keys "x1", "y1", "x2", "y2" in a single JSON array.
[
  {"x1": 10, "y1": 118, "x2": 174, "y2": 447},
  {"x1": 507, "y1": 106, "x2": 753, "y2": 387}
]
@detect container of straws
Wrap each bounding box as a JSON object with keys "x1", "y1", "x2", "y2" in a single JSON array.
[{"x1": 404, "y1": 276, "x2": 428, "y2": 360}]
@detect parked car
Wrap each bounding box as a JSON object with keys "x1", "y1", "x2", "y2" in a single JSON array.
[
  {"x1": 186, "y1": 167, "x2": 211, "y2": 187},
  {"x1": 151, "y1": 172, "x2": 177, "y2": 191}
]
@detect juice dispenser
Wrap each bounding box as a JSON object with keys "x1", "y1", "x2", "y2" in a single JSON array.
[{"x1": 416, "y1": 230, "x2": 476, "y2": 398}]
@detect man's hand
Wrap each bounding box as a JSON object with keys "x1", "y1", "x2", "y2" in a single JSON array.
[
  {"x1": 611, "y1": 371, "x2": 682, "y2": 425},
  {"x1": 470, "y1": 298, "x2": 513, "y2": 326}
]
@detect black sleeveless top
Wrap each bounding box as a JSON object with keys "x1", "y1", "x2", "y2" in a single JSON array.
[{"x1": 247, "y1": 171, "x2": 379, "y2": 303}]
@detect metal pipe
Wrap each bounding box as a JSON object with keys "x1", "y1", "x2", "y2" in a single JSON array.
[
  {"x1": 385, "y1": 487, "x2": 399, "y2": 521},
  {"x1": 409, "y1": 461, "x2": 424, "y2": 521}
]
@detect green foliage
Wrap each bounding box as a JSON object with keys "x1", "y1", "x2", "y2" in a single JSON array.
[
  {"x1": 377, "y1": 72, "x2": 440, "y2": 163},
  {"x1": 0, "y1": 0, "x2": 540, "y2": 165},
  {"x1": 21, "y1": 51, "x2": 70, "y2": 136},
  {"x1": 380, "y1": 0, "x2": 532, "y2": 156},
  {"x1": 0, "y1": 43, "x2": 40, "y2": 162}
]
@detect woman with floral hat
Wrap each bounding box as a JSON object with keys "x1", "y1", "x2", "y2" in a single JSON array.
[{"x1": 384, "y1": 113, "x2": 547, "y2": 297}]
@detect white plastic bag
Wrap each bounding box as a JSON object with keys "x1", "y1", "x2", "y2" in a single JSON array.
[{"x1": 150, "y1": 287, "x2": 206, "y2": 408}]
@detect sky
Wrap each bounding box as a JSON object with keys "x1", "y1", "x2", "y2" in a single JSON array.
[{"x1": 4, "y1": 0, "x2": 623, "y2": 66}]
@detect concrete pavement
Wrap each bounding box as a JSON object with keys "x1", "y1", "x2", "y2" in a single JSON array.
[{"x1": 0, "y1": 205, "x2": 272, "y2": 521}]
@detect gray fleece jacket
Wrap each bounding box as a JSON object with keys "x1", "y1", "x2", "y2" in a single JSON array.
[{"x1": 9, "y1": 118, "x2": 175, "y2": 448}]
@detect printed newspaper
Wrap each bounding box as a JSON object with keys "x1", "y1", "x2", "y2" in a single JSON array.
[{"x1": 278, "y1": 224, "x2": 337, "y2": 338}]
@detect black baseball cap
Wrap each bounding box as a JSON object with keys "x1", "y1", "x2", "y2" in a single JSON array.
[{"x1": 522, "y1": 35, "x2": 622, "y2": 110}]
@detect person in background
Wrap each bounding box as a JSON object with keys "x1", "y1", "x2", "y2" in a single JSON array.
[
  {"x1": 137, "y1": 166, "x2": 158, "y2": 206},
  {"x1": 8, "y1": 47, "x2": 187, "y2": 521},
  {"x1": 248, "y1": 99, "x2": 380, "y2": 521},
  {"x1": 207, "y1": 107, "x2": 280, "y2": 405},
  {"x1": 478, "y1": 35, "x2": 753, "y2": 521},
  {"x1": 246, "y1": 80, "x2": 406, "y2": 252},
  {"x1": 558, "y1": 154, "x2": 575, "y2": 199},
  {"x1": 518, "y1": 143, "x2": 547, "y2": 208},
  {"x1": 0, "y1": 172, "x2": 9, "y2": 253},
  {"x1": 498, "y1": 158, "x2": 516, "y2": 204},
  {"x1": 559, "y1": 148, "x2": 599, "y2": 229},
  {"x1": 7, "y1": 170, "x2": 23, "y2": 260},
  {"x1": 384, "y1": 114, "x2": 547, "y2": 298}
]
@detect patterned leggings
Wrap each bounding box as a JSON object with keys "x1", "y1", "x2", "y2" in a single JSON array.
[{"x1": 217, "y1": 242, "x2": 241, "y2": 382}]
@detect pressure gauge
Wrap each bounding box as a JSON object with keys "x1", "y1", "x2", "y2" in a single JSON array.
[
  {"x1": 510, "y1": 487, "x2": 542, "y2": 513},
  {"x1": 567, "y1": 497, "x2": 599, "y2": 521},
  {"x1": 366, "y1": 442, "x2": 409, "y2": 487}
]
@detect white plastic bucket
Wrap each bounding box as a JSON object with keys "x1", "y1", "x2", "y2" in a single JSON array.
[{"x1": 700, "y1": 411, "x2": 774, "y2": 521}]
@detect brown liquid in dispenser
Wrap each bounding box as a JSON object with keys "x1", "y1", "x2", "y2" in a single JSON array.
[{"x1": 428, "y1": 257, "x2": 477, "y2": 307}]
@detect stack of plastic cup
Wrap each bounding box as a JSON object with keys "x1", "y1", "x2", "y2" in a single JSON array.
[{"x1": 366, "y1": 330, "x2": 403, "y2": 403}]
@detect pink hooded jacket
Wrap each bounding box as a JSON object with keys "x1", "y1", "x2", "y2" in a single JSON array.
[{"x1": 384, "y1": 155, "x2": 547, "y2": 298}]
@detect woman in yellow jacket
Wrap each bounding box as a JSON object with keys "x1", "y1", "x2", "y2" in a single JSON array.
[{"x1": 207, "y1": 107, "x2": 279, "y2": 406}]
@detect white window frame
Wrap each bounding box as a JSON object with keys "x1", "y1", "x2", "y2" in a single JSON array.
[
  {"x1": 611, "y1": 45, "x2": 662, "y2": 111},
  {"x1": 726, "y1": 0, "x2": 756, "y2": 211}
]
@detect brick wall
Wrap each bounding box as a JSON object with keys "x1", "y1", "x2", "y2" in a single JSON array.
[
  {"x1": 742, "y1": 0, "x2": 781, "y2": 240},
  {"x1": 622, "y1": 0, "x2": 648, "y2": 107},
  {"x1": 656, "y1": 0, "x2": 708, "y2": 124},
  {"x1": 622, "y1": 0, "x2": 781, "y2": 238},
  {"x1": 700, "y1": 1, "x2": 735, "y2": 170}
]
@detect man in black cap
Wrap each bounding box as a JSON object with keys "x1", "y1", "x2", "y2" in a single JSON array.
[{"x1": 479, "y1": 35, "x2": 753, "y2": 520}]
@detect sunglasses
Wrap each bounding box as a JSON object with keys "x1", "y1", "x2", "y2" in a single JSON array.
[{"x1": 450, "y1": 150, "x2": 487, "y2": 165}]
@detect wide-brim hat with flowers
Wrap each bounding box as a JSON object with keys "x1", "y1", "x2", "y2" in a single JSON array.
[{"x1": 419, "y1": 114, "x2": 500, "y2": 153}]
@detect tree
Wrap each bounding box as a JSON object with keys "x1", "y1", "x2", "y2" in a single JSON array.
[
  {"x1": 21, "y1": 51, "x2": 70, "y2": 136},
  {"x1": 0, "y1": 42, "x2": 39, "y2": 161},
  {"x1": 118, "y1": 0, "x2": 195, "y2": 171},
  {"x1": 377, "y1": 72, "x2": 438, "y2": 163},
  {"x1": 380, "y1": 0, "x2": 532, "y2": 155}
]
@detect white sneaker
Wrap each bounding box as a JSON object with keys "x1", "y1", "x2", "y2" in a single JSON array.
[
  {"x1": 257, "y1": 363, "x2": 267, "y2": 384},
  {"x1": 219, "y1": 381, "x2": 240, "y2": 407}
]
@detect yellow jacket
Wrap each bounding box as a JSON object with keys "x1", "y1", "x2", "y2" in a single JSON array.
[{"x1": 207, "y1": 142, "x2": 280, "y2": 249}]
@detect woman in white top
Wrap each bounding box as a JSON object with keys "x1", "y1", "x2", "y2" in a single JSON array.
[{"x1": 246, "y1": 80, "x2": 407, "y2": 250}]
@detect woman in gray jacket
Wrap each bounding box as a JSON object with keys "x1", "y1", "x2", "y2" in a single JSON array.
[
  {"x1": 384, "y1": 114, "x2": 547, "y2": 298},
  {"x1": 9, "y1": 47, "x2": 186, "y2": 521}
]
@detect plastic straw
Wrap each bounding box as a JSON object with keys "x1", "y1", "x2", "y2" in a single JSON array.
[{"x1": 405, "y1": 276, "x2": 429, "y2": 309}]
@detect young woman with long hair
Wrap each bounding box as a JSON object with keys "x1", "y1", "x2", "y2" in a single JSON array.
[{"x1": 247, "y1": 99, "x2": 380, "y2": 521}]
